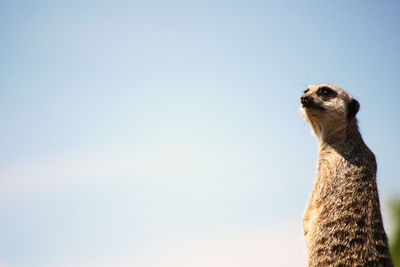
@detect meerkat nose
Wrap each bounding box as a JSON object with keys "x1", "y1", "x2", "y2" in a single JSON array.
[{"x1": 301, "y1": 96, "x2": 313, "y2": 106}]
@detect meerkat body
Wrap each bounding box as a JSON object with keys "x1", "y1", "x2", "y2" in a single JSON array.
[{"x1": 300, "y1": 84, "x2": 393, "y2": 267}]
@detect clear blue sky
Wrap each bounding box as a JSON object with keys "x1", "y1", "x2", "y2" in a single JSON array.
[{"x1": 1, "y1": 1, "x2": 399, "y2": 266}]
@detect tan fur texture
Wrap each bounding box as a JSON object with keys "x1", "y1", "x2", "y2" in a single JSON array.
[{"x1": 300, "y1": 84, "x2": 393, "y2": 267}]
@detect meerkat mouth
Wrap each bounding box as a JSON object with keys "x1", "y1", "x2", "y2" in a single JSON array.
[{"x1": 302, "y1": 102, "x2": 326, "y2": 112}]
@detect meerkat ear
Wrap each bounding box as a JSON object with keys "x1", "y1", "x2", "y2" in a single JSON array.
[{"x1": 347, "y1": 99, "x2": 360, "y2": 119}]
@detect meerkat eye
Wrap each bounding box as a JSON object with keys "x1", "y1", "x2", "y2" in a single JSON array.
[
  {"x1": 304, "y1": 89, "x2": 310, "y2": 94},
  {"x1": 317, "y1": 87, "x2": 337, "y2": 98}
]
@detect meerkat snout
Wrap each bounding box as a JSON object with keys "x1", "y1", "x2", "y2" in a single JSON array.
[{"x1": 300, "y1": 96, "x2": 313, "y2": 107}]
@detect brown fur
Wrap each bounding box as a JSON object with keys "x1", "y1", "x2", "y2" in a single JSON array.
[{"x1": 300, "y1": 84, "x2": 393, "y2": 267}]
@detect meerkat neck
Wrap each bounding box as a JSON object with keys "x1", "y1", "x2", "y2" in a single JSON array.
[{"x1": 319, "y1": 118, "x2": 361, "y2": 154}]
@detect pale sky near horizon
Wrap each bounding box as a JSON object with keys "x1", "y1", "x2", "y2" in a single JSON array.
[{"x1": 1, "y1": 1, "x2": 399, "y2": 266}]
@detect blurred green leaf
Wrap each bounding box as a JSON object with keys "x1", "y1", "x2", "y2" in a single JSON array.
[{"x1": 390, "y1": 199, "x2": 400, "y2": 267}]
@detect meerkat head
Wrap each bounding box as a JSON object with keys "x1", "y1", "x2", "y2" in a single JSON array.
[{"x1": 299, "y1": 84, "x2": 359, "y2": 143}]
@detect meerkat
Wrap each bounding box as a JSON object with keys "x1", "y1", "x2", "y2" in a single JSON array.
[{"x1": 300, "y1": 84, "x2": 393, "y2": 267}]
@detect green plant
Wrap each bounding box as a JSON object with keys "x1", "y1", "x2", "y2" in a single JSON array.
[{"x1": 390, "y1": 199, "x2": 400, "y2": 266}]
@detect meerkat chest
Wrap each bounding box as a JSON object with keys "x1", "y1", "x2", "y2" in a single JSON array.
[
  {"x1": 314, "y1": 154, "x2": 345, "y2": 197},
  {"x1": 305, "y1": 154, "x2": 348, "y2": 229}
]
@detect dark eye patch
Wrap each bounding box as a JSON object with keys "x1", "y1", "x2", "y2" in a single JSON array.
[
  {"x1": 303, "y1": 89, "x2": 310, "y2": 94},
  {"x1": 317, "y1": 86, "x2": 338, "y2": 99}
]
